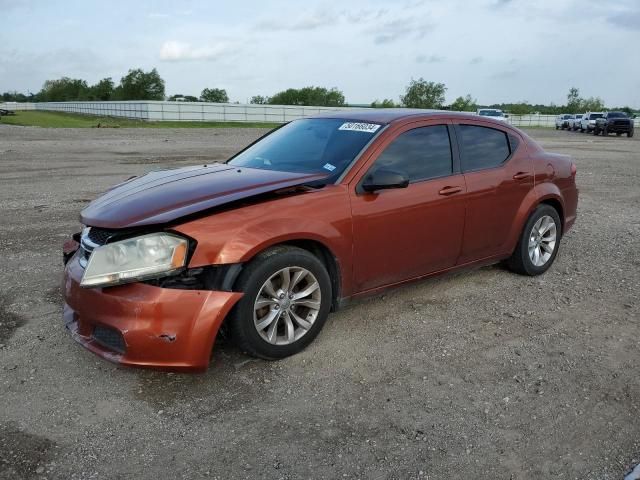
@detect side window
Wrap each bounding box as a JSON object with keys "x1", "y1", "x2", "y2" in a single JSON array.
[
  {"x1": 370, "y1": 125, "x2": 452, "y2": 182},
  {"x1": 457, "y1": 125, "x2": 511, "y2": 172}
]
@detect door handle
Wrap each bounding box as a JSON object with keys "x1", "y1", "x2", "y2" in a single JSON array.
[
  {"x1": 513, "y1": 172, "x2": 531, "y2": 180},
  {"x1": 438, "y1": 186, "x2": 463, "y2": 196}
]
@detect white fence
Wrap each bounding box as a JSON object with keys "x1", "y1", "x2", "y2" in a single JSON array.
[
  {"x1": 2, "y1": 101, "x2": 638, "y2": 128},
  {"x1": 0, "y1": 101, "x2": 359, "y2": 123}
]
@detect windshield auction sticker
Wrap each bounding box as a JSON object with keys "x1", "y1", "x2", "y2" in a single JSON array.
[{"x1": 338, "y1": 122, "x2": 381, "y2": 133}]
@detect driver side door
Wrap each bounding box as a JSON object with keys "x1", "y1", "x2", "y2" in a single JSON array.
[{"x1": 349, "y1": 121, "x2": 466, "y2": 293}]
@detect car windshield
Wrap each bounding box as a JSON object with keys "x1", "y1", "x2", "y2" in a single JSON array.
[
  {"x1": 590, "y1": 113, "x2": 604, "y2": 119},
  {"x1": 228, "y1": 118, "x2": 382, "y2": 178},
  {"x1": 563, "y1": 115, "x2": 571, "y2": 119},
  {"x1": 607, "y1": 112, "x2": 627, "y2": 118},
  {"x1": 479, "y1": 110, "x2": 502, "y2": 117}
]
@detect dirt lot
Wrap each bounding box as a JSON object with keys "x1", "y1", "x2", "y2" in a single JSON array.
[{"x1": 0, "y1": 125, "x2": 638, "y2": 480}]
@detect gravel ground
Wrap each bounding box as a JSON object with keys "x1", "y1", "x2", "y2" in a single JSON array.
[{"x1": 0, "y1": 125, "x2": 638, "y2": 480}]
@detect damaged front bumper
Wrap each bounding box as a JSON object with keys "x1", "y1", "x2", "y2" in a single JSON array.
[{"x1": 62, "y1": 252, "x2": 243, "y2": 372}]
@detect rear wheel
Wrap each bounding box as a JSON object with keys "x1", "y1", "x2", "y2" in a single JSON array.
[
  {"x1": 603, "y1": 127, "x2": 608, "y2": 136},
  {"x1": 228, "y1": 246, "x2": 332, "y2": 359},
  {"x1": 507, "y1": 204, "x2": 561, "y2": 276}
]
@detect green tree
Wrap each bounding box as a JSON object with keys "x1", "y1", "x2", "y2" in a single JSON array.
[
  {"x1": 114, "y1": 68, "x2": 165, "y2": 100},
  {"x1": 268, "y1": 87, "x2": 345, "y2": 106},
  {"x1": 200, "y1": 88, "x2": 229, "y2": 103},
  {"x1": 582, "y1": 96, "x2": 604, "y2": 111},
  {"x1": 400, "y1": 78, "x2": 446, "y2": 109},
  {"x1": 371, "y1": 98, "x2": 396, "y2": 108},
  {"x1": 89, "y1": 78, "x2": 114, "y2": 101},
  {"x1": 567, "y1": 87, "x2": 581, "y2": 112},
  {"x1": 250, "y1": 95, "x2": 269, "y2": 104},
  {"x1": 449, "y1": 94, "x2": 476, "y2": 112},
  {"x1": 507, "y1": 102, "x2": 531, "y2": 115},
  {"x1": 38, "y1": 77, "x2": 90, "y2": 101}
]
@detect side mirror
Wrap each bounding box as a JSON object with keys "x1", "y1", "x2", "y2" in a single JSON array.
[{"x1": 362, "y1": 169, "x2": 409, "y2": 193}]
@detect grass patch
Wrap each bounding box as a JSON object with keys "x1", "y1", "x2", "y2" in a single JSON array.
[{"x1": 0, "y1": 110, "x2": 281, "y2": 129}]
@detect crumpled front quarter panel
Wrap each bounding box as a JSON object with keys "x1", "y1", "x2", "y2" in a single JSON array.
[{"x1": 174, "y1": 185, "x2": 355, "y2": 296}]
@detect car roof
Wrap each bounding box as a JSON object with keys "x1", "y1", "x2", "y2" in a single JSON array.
[{"x1": 309, "y1": 108, "x2": 492, "y2": 125}]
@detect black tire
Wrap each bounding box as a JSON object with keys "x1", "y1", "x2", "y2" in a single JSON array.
[
  {"x1": 227, "y1": 246, "x2": 332, "y2": 360},
  {"x1": 603, "y1": 127, "x2": 608, "y2": 136},
  {"x1": 555, "y1": 126, "x2": 559, "y2": 130},
  {"x1": 628, "y1": 130, "x2": 634, "y2": 138},
  {"x1": 507, "y1": 204, "x2": 562, "y2": 276},
  {"x1": 593, "y1": 127, "x2": 599, "y2": 135}
]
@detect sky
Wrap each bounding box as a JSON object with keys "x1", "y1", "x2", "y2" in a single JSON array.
[{"x1": 1, "y1": 0, "x2": 639, "y2": 107}]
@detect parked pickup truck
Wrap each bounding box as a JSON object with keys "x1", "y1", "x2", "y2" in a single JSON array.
[
  {"x1": 555, "y1": 114, "x2": 572, "y2": 129},
  {"x1": 580, "y1": 112, "x2": 604, "y2": 133},
  {"x1": 593, "y1": 111, "x2": 634, "y2": 137},
  {"x1": 569, "y1": 114, "x2": 583, "y2": 131}
]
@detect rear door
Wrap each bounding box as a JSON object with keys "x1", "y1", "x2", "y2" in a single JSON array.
[
  {"x1": 349, "y1": 121, "x2": 466, "y2": 292},
  {"x1": 454, "y1": 121, "x2": 533, "y2": 263}
]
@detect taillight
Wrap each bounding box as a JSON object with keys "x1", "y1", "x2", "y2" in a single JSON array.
[{"x1": 570, "y1": 163, "x2": 577, "y2": 176}]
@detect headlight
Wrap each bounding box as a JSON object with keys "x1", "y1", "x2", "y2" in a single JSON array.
[{"x1": 80, "y1": 232, "x2": 188, "y2": 288}]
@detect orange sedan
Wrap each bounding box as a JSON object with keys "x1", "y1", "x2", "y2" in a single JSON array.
[{"x1": 62, "y1": 110, "x2": 578, "y2": 371}]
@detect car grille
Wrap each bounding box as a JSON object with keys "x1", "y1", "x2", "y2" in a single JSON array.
[
  {"x1": 613, "y1": 120, "x2": 629, "y2": 127},
  {"x1": 79, "y1": 227, "x2": 118, "y2": 268},
  {"x1": 92, "y1": 325, "x2": 126, "y2": 354}
]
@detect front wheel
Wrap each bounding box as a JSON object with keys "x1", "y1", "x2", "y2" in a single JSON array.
[
  {"x1": 628, "y1": 130, "x2": 634, "y2": 138},
  {"x1": 228, "y1": 246, "x2": 332, "y2": 360},
  {"x1": 507, "y1": 204, "x2": 562, "y2": 276}
]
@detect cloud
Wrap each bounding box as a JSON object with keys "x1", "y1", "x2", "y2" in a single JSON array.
[
  {"x1": 342, "y1": 8, "x2": 387, "y2": 24},
  {"x1": 492, "y1": 0, "x2": 513, "y2": 8},
  {"x1": 607, "y1": 10, "x2": 640, "y2": 30},
  {"x1": 416, "y1": 54, "x2": 445, "y2": 64},
  {"x1": 470, "y1": 56, "x2": 483, "y2": 64},
  {"x1": 148, "y1": 13, "x2": 170, "y2": 19},
  {"x1": 371, "y1": 17, "x2": 433, "y2": 44},
  {"x1": 256, "y1": 9, "x2": 338, "y2": 31},
  {"x1": 159, "y1": 41, "x2": 228, "y2": 62}
]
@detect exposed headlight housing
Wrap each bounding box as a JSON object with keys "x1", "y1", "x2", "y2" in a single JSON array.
[{"x1": 80, "y1": 232, "x2": 188, "y2": 288}]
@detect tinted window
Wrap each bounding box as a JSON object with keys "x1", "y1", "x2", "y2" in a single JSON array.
[
  {"x1": 371, "y1": 125, "x2": 452, "y2": 182},
  {"x1": 228, "y1": 118, "x2": 381, "y2": 179},
  {"x1": 457, "y1": 125, "x2": 511, "y2": 171},
  {"x1": 589, "y1": 113, "x2": 604, "y2": 119},
  {"x1": 607, "y1": 112, "x2": 627, "y2": 118}
]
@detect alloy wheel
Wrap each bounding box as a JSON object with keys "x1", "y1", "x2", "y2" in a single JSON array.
[
  {"x1": 528, "y1": 215, "x2": 557, "y2": 267},
  {"x1": 253, "y1": 267, "x2": 321, "y2": 345}
]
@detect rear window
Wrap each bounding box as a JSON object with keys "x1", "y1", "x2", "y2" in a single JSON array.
[
  {"x1": 457, "y1": 125, "x2": 511, "y2": 172},
  {"x1": 607, "y1": 112, "x2": 627, "y2": 118},
  {"x1": 371, "y1": 125, "x2": 453, "y2": 182}
]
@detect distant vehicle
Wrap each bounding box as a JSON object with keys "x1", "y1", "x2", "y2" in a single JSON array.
[
  {"x1": 580, "y1": 112, "x2": 605, "y2": 133},
  {"x1": 569, "y1": 114, "x2": 583, "y2": 131},
  {"x1": 555, "y1": 114, "x2": 572, "y2": 130},
  {"x1": 0, "y1": 108, "x2": 16, "y2": 116},
  {"x1": 477, "y1": 109, "x2": 508, "y2": 122},
  {"x1": 593, "y1": 112, "x2": 634, "y2": 137}
]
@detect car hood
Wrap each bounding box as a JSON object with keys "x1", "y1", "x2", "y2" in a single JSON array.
[{"x1": 81, "y1": 163, "x2": 328, "y2": 229}]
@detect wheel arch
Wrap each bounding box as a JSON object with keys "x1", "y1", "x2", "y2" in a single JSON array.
[
  {"x1": 235, "y1": 238, "x2": 343, "y2": 312},
  {"x1": 539, "y1": 197, "x2": 565, "y2": 233}
]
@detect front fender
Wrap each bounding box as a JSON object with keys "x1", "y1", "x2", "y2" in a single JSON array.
[{"x1": 173, "y1": 186, "x2": 354, "y2": 295}]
